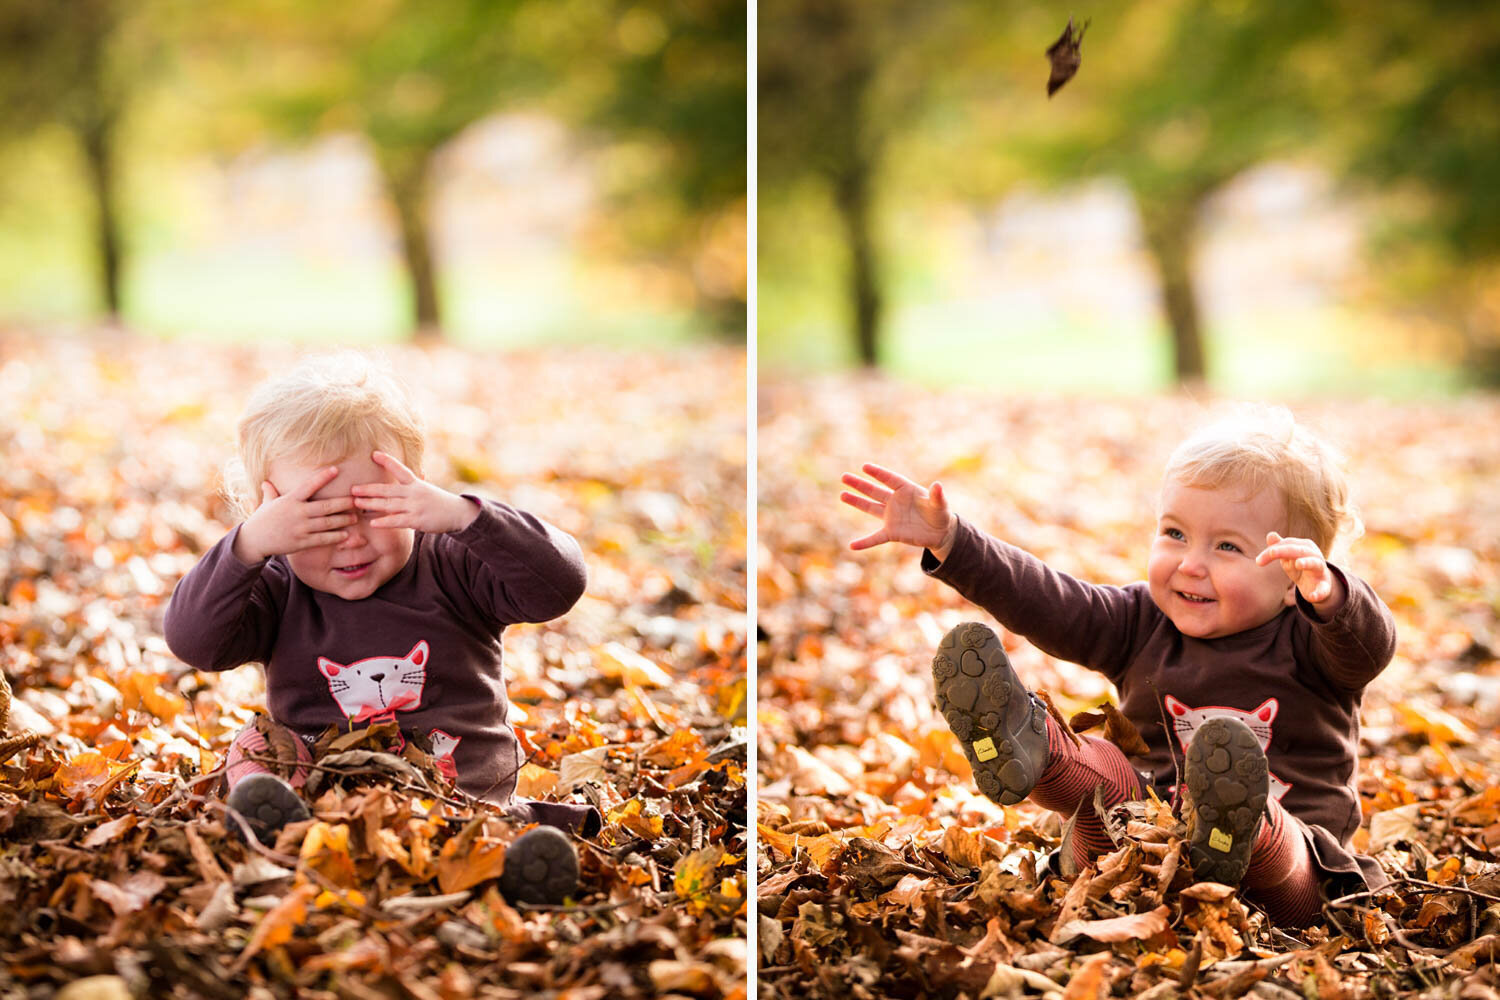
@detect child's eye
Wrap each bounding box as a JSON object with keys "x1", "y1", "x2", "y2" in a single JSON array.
[
  {"x1": 1163, "y1": 527, "x2": 1185, "y2": 541},
  {"x1": 1217, "y1": 541, "x2": 1241, "y2": 553}
]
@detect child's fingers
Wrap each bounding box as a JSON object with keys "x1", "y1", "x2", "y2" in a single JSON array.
[
  {"x1": 350, "y1": 482, "x2": 406, "y2": 498},
  {"x1": 930, "y1": 481, "x2": 947, "y2": 508},
  {"x1": 260, "y1": 481, "x2": 279, "y2": 505},
  {"x1": 1257, "y1": 541, "x2": 1317, "y2": 566},
  {"x1": 353, "y1": 494, "x2": 401, "y2": 512},
  {"x1": 292, "y1": 530, "x2": 348, "y2": 550},
  {"x1": 839, "y1": 473, "x2": 890, "y2": 503},
  {"x1": 861, "y1": 463, "x2": 918, "y2": 491},
  {"x1": 293, "y1": 466, "x2": 341, "y2": 500},
  {"x1": 308, "y1": 496, "x2": 356, "y2": 516},
  {"x1": 849, "y1": 527, "x2": 890, "y2": 551},
  {"x1": 309, "y1": 513, "x2": 358, "y2": 533},
  {"x1": 371, "y1": 451, "x2": 418, "y2": 484},
  {"x1": 839, "y1": 491, "x2": 885, "y2": 517}
]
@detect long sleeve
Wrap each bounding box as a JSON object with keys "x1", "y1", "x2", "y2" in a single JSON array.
[
  {"x1": 434, "y1": 497, "x2": 587, "y2": 626},
  {"x1": 162, "y1": 524, "x2": 285, "y2": 670},
  {"x1": 1292, "y1": 564, "x2": 1398, "y2": 693},
  {"x1": 922, "y1": 516, "x2": 1156, "y2": 684}
]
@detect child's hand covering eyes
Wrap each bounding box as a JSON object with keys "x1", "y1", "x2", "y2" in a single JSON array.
[
  {"x1": 350, "y1": 452, "x2": 479, "y2": 535},
  {"x1": 234, "y1": 465, "x2": 357, "y2": 564},
  {"x1": 840, "y1": 463, "x2": 958, "y2": 558}
]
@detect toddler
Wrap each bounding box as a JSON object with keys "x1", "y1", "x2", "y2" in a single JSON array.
[
  {"x1": 165, "y1": 353, "x2": 595, "y2": 904},
  {"x1": 841, "y1": 405, "x2": 1397, "y2": 927}
]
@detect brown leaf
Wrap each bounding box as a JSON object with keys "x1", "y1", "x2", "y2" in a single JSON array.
[
  {"x1": 1069, "y1": 701, "x2": 1151, "y2": 757},
  {"x1": 1045, "y1": 16, "x2": 1090, "y2": 97},
  {"x1": 1053, "y1": 904, "x2": 1171, "y2": 946},
  {"x1": 81, "y1": 814, "x2": 139, "y2": 848},
  {"x1": 835, "y1": 838, "x2": 929, "y2": 898},
  {"x1": 89, "y1": 871, "x2": 166, "y2": 916}
]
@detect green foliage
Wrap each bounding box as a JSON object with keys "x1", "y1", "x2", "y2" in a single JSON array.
[
  {"x1": 578, "y1": 0, "x2": 749, "y2": 333},
  {"x1": 760, "y1": 0, "x2": 1500, "y2": 385}
]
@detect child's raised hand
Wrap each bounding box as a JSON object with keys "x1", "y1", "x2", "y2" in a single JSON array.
[
  {"x1": 1257, "y1": 531, "x2": 1344, "y2": 608},
  {"x1": 235, "y1": 465, "x2": 357, "y2": 563},
  {"x1": 840, "y1": 463, "x2": 956, "y2": 555},
  {"x1": 350, "y1": 451, "x2": 479, "y2": 534}
]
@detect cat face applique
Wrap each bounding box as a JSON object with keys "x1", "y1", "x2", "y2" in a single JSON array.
[
  {"x1": 1163, "y1": 694, "x2": 1291, "y2": 801},
  {"x1": 428, "y1": 729, "x2": 461, "y2": 780},
  {"x1": 318, "y1": 640, "x2": 429, "y2": 725}
]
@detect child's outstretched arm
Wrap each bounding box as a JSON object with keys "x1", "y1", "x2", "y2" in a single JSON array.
[
  {"x1": 846, "y1": 463, "x2": 1157, "y2": 683},
  {"x1": 840, "y1": 463, "x2": 958, "y2": 562}
]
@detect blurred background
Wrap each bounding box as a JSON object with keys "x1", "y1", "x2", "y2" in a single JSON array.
[
  {"x1": 759, "y1": 0, "x2": 1500, "y2": 397},
  {"x1": 0, "y1": 0, "x2": 746, "y2": 347}
]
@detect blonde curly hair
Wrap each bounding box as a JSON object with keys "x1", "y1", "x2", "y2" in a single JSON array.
[
  {"x1": 224, "y1": 352, "x2": 425, "y2": 520},
  {"x1": 1162, "y1": 404, "x2": 1363, "y2": 558}
]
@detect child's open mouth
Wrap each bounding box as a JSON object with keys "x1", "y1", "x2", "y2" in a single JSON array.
[
  {"x1": 1177, "y1": 592, "x2": 1214, "y2": 604},
  {"x1": 335, "y1": 562, "x2": 373, "y2": 579}
]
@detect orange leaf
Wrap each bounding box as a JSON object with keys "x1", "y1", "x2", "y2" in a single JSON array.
[
  {"x1": 233, "y1": 882, "x2": 320, "y2": 971},
  {"x1": 300, "y1": 822, "x2": 357, "y2": 889},
  {"x1": 436, "y1": 821, "x2": 509, "y2": 895},
  {"x1": 674, "y1": 846, "x2": 724, "y2": 909},
  {"x1": 57, "y1": 752, "x2": 135, "y2": 799}
]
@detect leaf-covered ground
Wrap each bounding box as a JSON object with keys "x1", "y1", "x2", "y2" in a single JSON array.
[
  {"x1": 0, "y1": 329, "x2": 748, "y2": 999},
  {"x1": 757, "y1": 376, "x2": 1500, "y2": 999}
]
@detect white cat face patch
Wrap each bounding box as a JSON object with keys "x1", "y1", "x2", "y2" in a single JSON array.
[
  {"x1": 318, "y1": 640, "x2": 429, "y2": 725},
  {"x1": 428, "y1": 728, "x2": 461, "y2": 780},
  {"x1": 1163, "y1": 694, "x2": 1291, "y2": 801}
]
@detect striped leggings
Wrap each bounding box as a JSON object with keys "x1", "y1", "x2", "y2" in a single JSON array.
[{"x1": 1032, "y1": 714, "x2": 1324, "y2": 927}]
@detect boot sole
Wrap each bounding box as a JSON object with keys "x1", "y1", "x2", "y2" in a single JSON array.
[
  {"x1": 1184, "y1": 717, "x2": 1268, "y2": 884},
  {"x1": 499, "y1": 826, "x2": 579, "y2": 905},
  {"x1": 226, "y1": 773, "x2": 311, "y2": 846},
  {"x1": 932, "y1": 622, "x2": 1048, "y2": 806}
]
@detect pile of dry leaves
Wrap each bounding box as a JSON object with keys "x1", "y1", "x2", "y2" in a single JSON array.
[
  {"x1": 758, "y1": 376, "x2": 1500, "y2": 999},
  {"x1": 0, "y1": 329, "x2": 748, "y2": 999}
]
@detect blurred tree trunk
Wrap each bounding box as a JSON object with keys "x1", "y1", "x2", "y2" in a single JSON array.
[
  {"x1": 824, "y1": 41, "x2": 883, "y2": 369},
  {"x1": 1137, "y1": 193, "x2": 1208, "y2": 384},
  {"x1": 835, "y1": 160, "x2": 882, "y2": 368},
  {"x1": 379, "y1": 150, "x2": 442, "y2": 341},
  {"x1": 71, "y1": 1, "x2": 125, "y2": 320},
  {"x1": 78, "y1": 115, "x2": 122, "y2": 319}
]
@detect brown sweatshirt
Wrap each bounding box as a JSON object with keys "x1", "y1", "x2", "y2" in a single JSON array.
[
  {"x1": 164, "y1": 497, "x2": 586, "y2": 811},
  {"x1": 925, "y1": 517, "x2": 1398, "y2": 885}
]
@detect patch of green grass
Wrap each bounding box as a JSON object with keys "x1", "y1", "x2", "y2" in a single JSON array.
[
  {"x1": 760, "y1": 298, "x2": 1471, "y2": 399},
  {"x1": 0, "y1": 244, "x2": 703, "y2": 350},
  {"x1": 129, "y1": 250, "x2": 409, "y2": 343}
]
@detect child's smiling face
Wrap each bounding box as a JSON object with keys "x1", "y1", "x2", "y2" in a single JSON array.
[
  {"x1": 266, "y1": 450, "x2": 415, "y2": 600},
  {"x1": 1148, "y1": 477, "x2": 1295, "y2": 639}
]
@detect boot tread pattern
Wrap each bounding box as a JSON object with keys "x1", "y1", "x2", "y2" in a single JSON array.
[
  {"x1": 1184, "y1": 717, "x2": 1269, "y2": 885},
  {"x1": 932, "y1": 622, "x2": 1048, "y2": 807}
]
